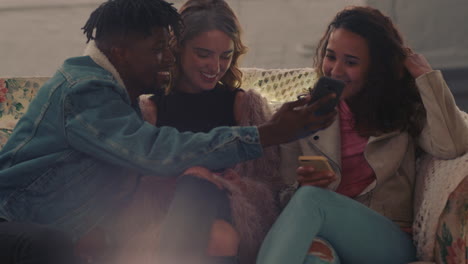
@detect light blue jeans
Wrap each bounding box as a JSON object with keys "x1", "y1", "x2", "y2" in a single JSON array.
[{"x1": 257, "y1": 186, "x2": 416, "y2": 264}]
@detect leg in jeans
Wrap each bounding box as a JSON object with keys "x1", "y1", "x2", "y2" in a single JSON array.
[
  {"x1": 257, "y1": 186, "x2": 416, "y2": 264},
  {"x1": 0, "y1": 222, "x2": 78, "y2": 264},
  {"x1": 156, "y1": 175, "x2": 236, "y2": 264}
]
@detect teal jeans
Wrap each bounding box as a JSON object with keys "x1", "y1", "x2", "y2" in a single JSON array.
[{"x1": 257, "y1": 186, "x2": 416, "y2": 264}]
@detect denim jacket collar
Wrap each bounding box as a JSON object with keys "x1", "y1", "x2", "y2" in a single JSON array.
[{"x1": 83, "y1": 40, "x2": 125, "y2": 88}]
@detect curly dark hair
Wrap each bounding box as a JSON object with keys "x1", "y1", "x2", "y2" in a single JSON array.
[
  {"x1": 82, "y1": 0, "x2": 182, "y2": 47},
  {"x1": 169, "y1": 0, "x2": 247, "y2": 92},
  {"x1": 314, "y1": 6, "x2": 425, "y2": 137}
]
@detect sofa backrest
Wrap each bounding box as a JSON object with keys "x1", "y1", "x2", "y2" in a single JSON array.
[{"x1": 0, "y1": 68, "x2": 318, "y2": 149}]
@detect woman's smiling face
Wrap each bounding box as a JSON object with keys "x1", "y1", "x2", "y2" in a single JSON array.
[
  {"x1": 321, "y1": 28, "x2": 371, "y2": 100},
  {"x1": 177, "y1": 29, "x2": 234, "y2": 93}
]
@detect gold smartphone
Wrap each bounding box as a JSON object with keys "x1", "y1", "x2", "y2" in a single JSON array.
[{"x1": 298, "y1": 156, "x2": 332, "y2": 172}]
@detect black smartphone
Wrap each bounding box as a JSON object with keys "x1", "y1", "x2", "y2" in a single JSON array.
[{"x1": 308, "y1": 76, "x2": 345, "y2": 115}]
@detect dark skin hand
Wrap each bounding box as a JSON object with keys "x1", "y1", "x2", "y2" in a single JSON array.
[{"x1": 258, "y1": 94, "x2": 337, "y2": 147}]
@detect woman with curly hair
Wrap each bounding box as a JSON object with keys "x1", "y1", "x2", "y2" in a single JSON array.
[{"x1": 258, "y1": 6, "x2": 468, "y2": 264}]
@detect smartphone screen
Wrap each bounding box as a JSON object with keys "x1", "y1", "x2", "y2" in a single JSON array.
[{"x1": 308, "y1": 76, "x2": 345, "y2": 115}]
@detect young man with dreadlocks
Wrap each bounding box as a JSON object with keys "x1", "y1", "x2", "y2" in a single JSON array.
[{"x1": 0, "y1": 0, "x2": 336, "y2": 263}]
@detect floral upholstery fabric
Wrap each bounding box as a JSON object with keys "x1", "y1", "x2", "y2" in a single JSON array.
[
  {"x1": 0, "y1": 77, "x2": 48, "y2": 148},
  {"x1": 434, "y1": 176, "x2": 468, "y2": 264},
  {"x1": 0, "y1": 129, "x2": 13, "y2": 150}
]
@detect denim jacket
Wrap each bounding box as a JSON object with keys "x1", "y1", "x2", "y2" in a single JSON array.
[{"x1": 0, "y1": 55, "x2": 262, "y2": 238}]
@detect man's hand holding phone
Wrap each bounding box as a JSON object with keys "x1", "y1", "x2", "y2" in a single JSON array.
[
  {"x1": 297, "y1": 156, "x2": 336, "y2": 188},
  {"x1": 257, "y1": 76, "x2": 343, "y2": 146},
  {"x1": 308, "y1": 76, "x2": 345, "y2": 115},
  {"x1": 259, "y1": 94, "x2": 338, "y2": 146}
]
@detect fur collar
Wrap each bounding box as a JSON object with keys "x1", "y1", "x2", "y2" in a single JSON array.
[{"x1": 83, "y1": 40, "x2": 125, "y2": 88}]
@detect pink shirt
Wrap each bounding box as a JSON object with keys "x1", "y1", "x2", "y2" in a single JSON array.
[{"x1": 336, "y1": 101, "x2": 375, "y2": 198}]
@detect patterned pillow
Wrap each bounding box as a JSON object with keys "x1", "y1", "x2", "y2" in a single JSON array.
[{"x1": 434, "y1": 176, "x2": 468, "y2": 264}]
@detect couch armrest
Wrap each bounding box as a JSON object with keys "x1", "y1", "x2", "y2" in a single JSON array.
[
  {"x1": 0, "y1": 77, "x2": 49, "y2": 126},
  {"x1": 413, "y1": 112, "x2": 468, "y2": 261},
  {"x1": 434, "y1": 176, "x2": 467, "y2": 264},
  {"x1": 0, "y1": 77, "x2": 49, "y2": 150}
]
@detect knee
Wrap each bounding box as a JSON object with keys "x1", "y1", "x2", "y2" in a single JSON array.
[
  {"x1": 206, "y1": 219, "x2": 240, "y2": 256},
  {"x1": 307, "y1": 238, "x2": 340, "y2": 263}
]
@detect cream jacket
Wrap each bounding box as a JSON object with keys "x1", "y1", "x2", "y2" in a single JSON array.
[{"x1": 279, "y1": 70, "x2": 468, "y2": 228}]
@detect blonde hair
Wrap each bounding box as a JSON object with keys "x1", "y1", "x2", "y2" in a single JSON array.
[{"x1": 168, "y1": 0, "x2": 247, "y2": 93}]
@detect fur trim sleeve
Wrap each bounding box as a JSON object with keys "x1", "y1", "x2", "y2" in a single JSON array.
[
  {"x1": 233, "y1": 89, "x2": 285, "y2": 192},
  {"x1": 236, "y1": 89, "x2": 273, "y2": 126}
]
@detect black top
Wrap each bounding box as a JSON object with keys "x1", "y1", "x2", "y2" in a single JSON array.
[{"x1": 151, "y1": 83, "x2": 243, "y2": 133}]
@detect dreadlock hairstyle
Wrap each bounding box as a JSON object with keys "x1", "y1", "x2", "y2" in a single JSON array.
[
  {"x1": 314, "y1": 6, "x2": 426, "y2": 137},
  {"x1": 82, "y1": 0, "x2": 183, "y2": 51},
  {"x1": 169, "y1": 0, "x2": 247, "y2": 93}
]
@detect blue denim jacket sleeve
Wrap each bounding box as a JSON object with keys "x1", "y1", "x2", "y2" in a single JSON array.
[{"x1": 64, "y1": 79, "x2": 263, "y2": 176}]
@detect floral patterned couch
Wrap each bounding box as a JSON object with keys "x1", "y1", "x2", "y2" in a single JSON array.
[
  {"x1": 0, "y1": 77, "x2": 47, "y2": 147},
  {"x1": 0, "y1": 69, "x2": 467, "y2": 264}
]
